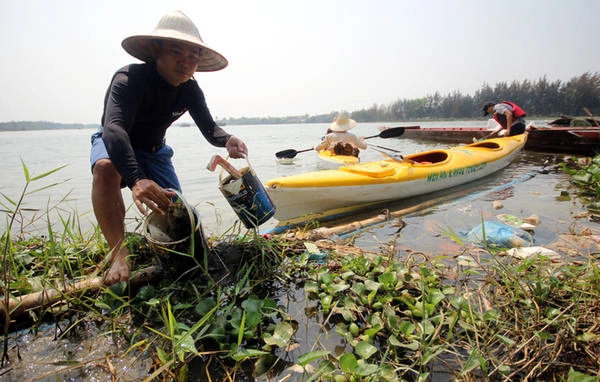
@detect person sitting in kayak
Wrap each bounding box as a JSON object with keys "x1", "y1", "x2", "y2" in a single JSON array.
[
  {"x1": 315, "y1": 114, "x2": 367, "y2": 157},
  {"x1": 482, "y1": 101, "x2": 527, "y2": 136}
]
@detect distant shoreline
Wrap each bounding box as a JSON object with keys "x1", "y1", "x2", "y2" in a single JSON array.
[
  {"x1": 0, "y1": 115, "x2": 561, "y2": 132},
  {"x1": 0, "y1": 121, "x2": 100, "y2": 132}
]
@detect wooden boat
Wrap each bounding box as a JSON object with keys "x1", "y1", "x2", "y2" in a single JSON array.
[
  {"x1": 317, "y1": 150, "x2": 360, "y2": 169},
  {"x1": 399, "y1": 125, "x2": 494, "y2": 143},
  {"x1": 266, "y1": 133, "x2": 527, "y2": 222},
  {"x1": 546, "y1": 115, "x2": 600, "y2": 127},
  {"x1": 395, "y1": 117, "x2": 600, "y2": 155}
]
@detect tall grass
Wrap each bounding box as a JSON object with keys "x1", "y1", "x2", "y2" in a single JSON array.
[{"x1": 1, "y1": 160, "x2": 70, "y2": 365}]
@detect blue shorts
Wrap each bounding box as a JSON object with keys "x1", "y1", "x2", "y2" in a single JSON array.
[{"x1": 90, "y1": 131, "x2": 181, "y2": 191}]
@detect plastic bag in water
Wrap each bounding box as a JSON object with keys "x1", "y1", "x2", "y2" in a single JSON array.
[{"x1": 462, "y1": 220, "x2": 534, "y2": 248}]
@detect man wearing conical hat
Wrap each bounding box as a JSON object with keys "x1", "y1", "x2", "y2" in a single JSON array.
[{"x1": 90, "y1": 10, "x2": 248, "y2": 286}]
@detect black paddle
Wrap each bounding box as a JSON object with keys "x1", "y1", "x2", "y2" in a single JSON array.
[
  {"x1": 473, "y1": 128, "x2": 502, "y2": 142},
  {"x1": 382, "y1": 125, "x2": 420, "y2": 130},
  {"x1": 275, "y1": 126, "x2": 406, "y2": 159}
]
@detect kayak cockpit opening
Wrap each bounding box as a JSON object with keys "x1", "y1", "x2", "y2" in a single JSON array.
[
  {"x1": 405, "y1": 151, "x2": 448, "y2": 164},
  {"x1": 470, "y1": 141, "x2": 501, "y2": 149}
]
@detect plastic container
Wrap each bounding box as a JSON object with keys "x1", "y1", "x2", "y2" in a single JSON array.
[
  {"x1": 142, "y1": 189, "x2": 208, "y2": 258},
  {"x1": 209, "y1": 156, "x2": 276, "y2": 229}
]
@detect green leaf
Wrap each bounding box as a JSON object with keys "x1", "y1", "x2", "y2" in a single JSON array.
[
  {"x1": 398, "y1": 321, "x2": 415, "y2": 336},
  {"x1": 355, "y1": 363, "x2": 379, "y2": 376},
  {"x1": 320, "y1": 294, "x2": 333, "y2": 312},
  {"x1": 567, "y1": 367, "x2": 599, "y2": 382},
  {"x1": 304, "y1": 280, "x2": 319, "y2": 294},
  {"x1": 156, "y1": 347, "x2": 171, "y2": 364},
  {"x1": 20, "y1": 159, "x2": 30, "y2": 182},
  {"x1": 296, "y1": 349, "x2": 330, "y2": 366},
  {"x1": 378, "y1": 272, "x2": 397, "y2": 289},
  {"x1": 367, "y1": 289, "x2": 377, "y2": 305},
  {"x1": 241, "y1": 295, "x2": 264, "y2": 313},
  {"x1": 577, "y1": 332, "x2": 600, "y2": 342},
  {"x1": 230, "y1": 347, "x2": 269, "y2": 361},
  {"x1": 144, "y1": 298, "x2": 161, "y2": 307},
  {"x1": 427, "y1": 289, "x2": 446, "y2": 306},
  {"x1": 364, "y1": 279, "x2": 381, "y2": 292},
  {"x1": 396, "y1": 340, "x2": 420, "y2": 351},
  {"x1": 495, "y1": 334, "x2": 516, "y2": 347},
  {"x1": 307, "y1": 360, "x2": 336, "y2": 381},
  {"x1": 260, "y1": 298, "x2": 279, "y2": 318},
  {"x1": 245, "y1": 311, "x2": 262, "y2": 330},
  {"x1": 263, "y1": 321, "x2": 295, "y2": 348},
  {"x1": 195, "y1": 298, "x2": 217, "y2": 316},
  {"x1": 355, "y1": 341, "x2": 377, "y2": 359},
  {"x1": 29, "y1": 163, "x2": 69, "y2": 181},
  {"x1": 339, "y1": 353, "x2": 358, "y2": 373},
  {"x1": 333, "y1": 306, "x2": 355, "y2": 322},
  {"x1": 136, "y1": 285, "x2": 155, "y2": 301},
  {"x1": 462, "y1": 348, "x2": 483, "y2": 373},
  {"x1": 174, "y1": 333, "x2": 198, "y2": 362},
  {"x1": 319, "y1": 271, "x2": 334, "y2": 285},
  {"x1": 534, "y1": 331, "x2": 552, "y2": 340},
  {"x1": 351, "y1": 282, "x2": 367, "y2": 295},
  {"x1": 329, "y1": 282, "x2": 350, "y2": 293},
  {"x1": 1, "y1": 192, "x2": 17, "y2": 207}
]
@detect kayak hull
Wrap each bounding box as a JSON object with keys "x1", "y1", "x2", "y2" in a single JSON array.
[
  {"x1": 317, "y1": 150, "x2": 360, "y2": 169},
  {"x1": 266, "y1": 134, "x2": 527, "y2": 222}
]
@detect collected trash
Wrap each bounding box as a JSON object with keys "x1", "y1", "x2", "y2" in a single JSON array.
[{"x1": 462, "y1": 220, "x2": 534, "y2": 248}]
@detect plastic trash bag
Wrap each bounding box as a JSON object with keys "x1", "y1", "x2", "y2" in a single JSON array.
[
  {"x1": 506, "y1": 246, "x2": 559, "y2": 259},
  {"x1": 462, "y1": 220, "x2": 534, "y2": 248},
  {"x1": 303, "y1": 242, "x2": 328, "y2": 264}
]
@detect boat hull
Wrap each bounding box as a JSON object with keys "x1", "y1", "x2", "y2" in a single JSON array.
[
  {"x1": 400, "y1": 125, "x2": 600, "y2": 155},
  {"x1": 266, "y1": 134, "x2": 527, "y2": 222}
]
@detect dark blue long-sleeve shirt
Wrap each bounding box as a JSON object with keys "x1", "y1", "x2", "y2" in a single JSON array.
[{"x1": 100, "y1": 62, "x2": 231, "y2": 188}]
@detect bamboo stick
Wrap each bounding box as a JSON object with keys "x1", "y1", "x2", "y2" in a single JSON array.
[
  {"x1": 1, "y1": 265, "x2": 164, "y2": 321},
  {"x1": 315, "y1": 196, "x2": 446, "y2": 237},
  {"x1": 313, "y1": 172, "x2": 538, "y2": 238}
]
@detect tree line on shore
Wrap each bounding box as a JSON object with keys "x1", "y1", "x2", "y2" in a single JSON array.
[
  {"x1": 217, "y1": 71, "x2": 600, "y2": 125},
  {"x1": 2, "y1": 72, "x2": 598, "y2": 131}
]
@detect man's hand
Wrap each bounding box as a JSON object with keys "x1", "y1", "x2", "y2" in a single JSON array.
[
  {"x1": 226, "y1": 136, "x2": 248, "y2": 159},
  {"x1": 131, "y1": 179, "x2": 175, "y2": 215}
]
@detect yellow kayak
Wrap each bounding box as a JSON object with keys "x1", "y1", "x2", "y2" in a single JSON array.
[
  {"x1": 266, "y1": 134, "x2": 528, "y2": 222},
  {"x1": 317, "y1": 150, "x2": 360, "y2": 169}
]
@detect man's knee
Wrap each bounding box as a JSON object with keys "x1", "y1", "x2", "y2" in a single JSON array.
[{"x1": 92, "y1": 159, "x2": 121, "y2": 186}]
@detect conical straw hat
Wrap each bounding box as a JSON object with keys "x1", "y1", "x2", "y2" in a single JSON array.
[
  {"x1": 121, "y1": 10, "x2": 228, "y2": 72},
  {"x1": 329, "y1": 114, "x2": 358, "y2": 132}
]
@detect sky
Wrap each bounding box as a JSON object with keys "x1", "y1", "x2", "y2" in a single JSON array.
[{"x1": 1, "y1": 0, "x2": 599, "y2": 124}]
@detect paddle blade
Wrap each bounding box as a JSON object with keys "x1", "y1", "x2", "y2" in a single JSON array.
[
  {"x1": 275, "y1": 149, "x2": 298, "y2": 159},
  {"x1": 378, "y1": 127, "x2": 405, "y2": 139}
]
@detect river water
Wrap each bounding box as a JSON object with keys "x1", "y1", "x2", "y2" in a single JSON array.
[
  {"x1": 0, "y1": 120, "x2": 593, "y2": 244},
  {"x1": 1, "y1": 121, "x2": 598, "y2": 381}
]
